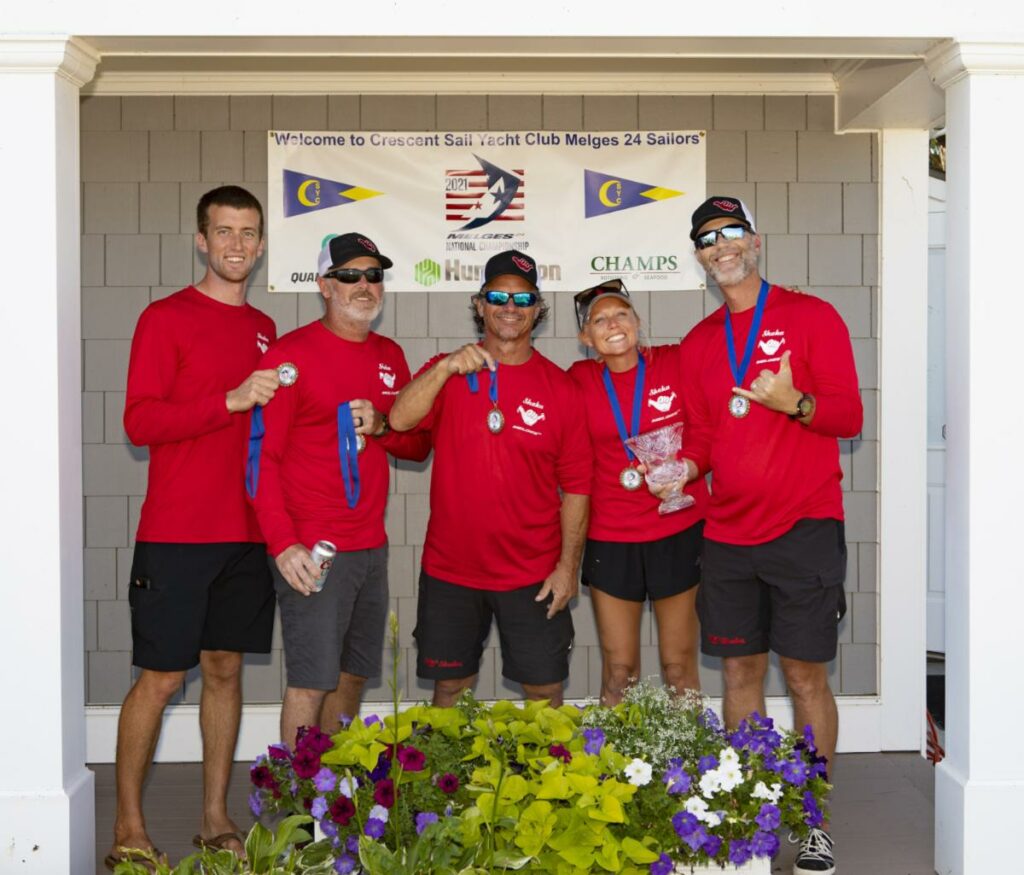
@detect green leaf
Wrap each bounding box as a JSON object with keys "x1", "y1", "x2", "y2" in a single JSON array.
[
  {"x1": 536, "y1": 768, "x2": 573, "y2": 800},
  {"x1": 491, "y1": 848, "x2": 534, "y2": 870},
  {"x1": 594, "y1": 839, "x2": 621, "y2": 872},
  {"x1": 621, "y1": 837, "x2": 660, "y2": 864},
  {"x1": 586, "y1": 793, "x2": 626, "y2": 823}
]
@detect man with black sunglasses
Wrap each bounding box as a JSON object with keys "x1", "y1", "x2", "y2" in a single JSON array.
[
  {"x1": 680, "y1": 196, "x2": 863, "y2": 875},
  {"x1": 249, "y1": 232, "x2": 430, "y2": 749},
  {"x1": 389, "y1": 249, "x2": 591, "y2": 708}
]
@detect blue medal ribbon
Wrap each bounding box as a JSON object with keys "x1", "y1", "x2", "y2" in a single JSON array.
[
  {"x1": 245, "y1": 406, "x2": 265, "y2": 499},
  {"x1": 724, "y1": 279, "x2": 770, "y2": 390},
  {"x1": 602, "y1": 354, "x2": 646, "y2": 463},
  {"x1": 337, "y1": 402, "x2": 361, "y2": 509},
  {"x1": 466, "y1": 366, "x2": 498, "y2": 405}
]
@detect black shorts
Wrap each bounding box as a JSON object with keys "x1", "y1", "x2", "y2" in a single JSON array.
[
  {"x1": 698, "y1": 519, "x2": 848, "y2": 663},
  {"x1": 414, "y1": 571, "x2": 574, "y2": 686},
  {"x1": 128, "y1": 542, "x2": 275, "y2": 672},
  {"x1": 581, "y1": 521, "x2": 703, "y2": 602}
]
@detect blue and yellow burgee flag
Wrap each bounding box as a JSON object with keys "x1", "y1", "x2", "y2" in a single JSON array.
[
  {"x1": 584, "y1": 169, "x2": 683, "y2": 219},
  {"x1": 282, "y1": 169, "x2": 383, "y2": 218}
]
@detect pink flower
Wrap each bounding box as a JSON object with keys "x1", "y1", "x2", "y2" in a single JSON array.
[
  {"x1": 437, "y1": 772, "x2": 460, "y2": 794},
  {"x1": 330, "y1": 795, "x2": 355, "y2": 825},
  {"x1": 292, "y1": 748, "x2": 321, "y2": 779},
  {"x1": 397, "y1": 745, "x2": 426, "y2": 772},
  {"x1": 374, "y1": 778, "x2": 396, "y2": 808},
  {"x1": 549, "y1": 744, "x2": 572, "y2": 764}
]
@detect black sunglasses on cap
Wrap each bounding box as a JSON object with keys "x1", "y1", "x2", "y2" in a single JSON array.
[
  {"x1": 573, "y1": 278, "x2": 630, "y2": 328},
  {"x1": 693, "y1": 223, "x2": 751, "y2": 251},
  {"x1": 324, "y1": 267, "x2": 385, "y2": 284},
  {"x1": 482, "y1": 290, "x2": 539, "y2": 307}
]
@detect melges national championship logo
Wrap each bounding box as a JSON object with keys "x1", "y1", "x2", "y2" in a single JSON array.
[{"x1": 445, "y1": 155, "x2": 525, "y2": 230}]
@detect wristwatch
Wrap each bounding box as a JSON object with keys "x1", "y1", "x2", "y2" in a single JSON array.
[
  {"x1": 376, "y1": 412, "x2": 391, "y2": 436},
  {"x1": 789, "y1": 393, "x2": 814, "y2": 420}
]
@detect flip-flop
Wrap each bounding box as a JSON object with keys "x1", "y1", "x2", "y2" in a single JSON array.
[
  {"x1": 103, "y1": 847, "x2": 162, "y2": 871},
  {"x1": 192, "y1": 831, "x2": 246, "y2": 854}
]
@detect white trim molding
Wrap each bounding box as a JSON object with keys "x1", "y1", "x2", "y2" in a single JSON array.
[
  {"x1": 0, "y1": 36, "x2": 99, "y2": 86},
  {"x1": 925, "y1": 40, "x2": 1024, "y2": 90}
]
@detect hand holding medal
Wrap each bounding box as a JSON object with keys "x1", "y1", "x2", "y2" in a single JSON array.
[
  {"x1": 730, "y1": 350, "x2": 805, "y2": 417},
  {"x1": 348, "y1": 398, "x2": 384, "y2": 452}
]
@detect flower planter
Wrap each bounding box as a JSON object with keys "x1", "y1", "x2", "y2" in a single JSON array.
[{"x1": 680, "y1": 858, "x2": 770, "y2": 874}]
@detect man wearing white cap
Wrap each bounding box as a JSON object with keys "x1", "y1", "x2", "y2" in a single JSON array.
[
  {"x1": 249, "y1": 232, "x2": 430, "y2": 749},
  {"x1": 681, "y1": 196, "x2": 863, "y2": 875}
]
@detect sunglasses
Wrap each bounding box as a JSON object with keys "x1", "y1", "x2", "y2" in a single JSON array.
[
  {"x1": 694, "y1": 224, "x2": 751, "y2": 250},
  {"x1": 573, "y1": 278, "x2": 630, "y2": 328},
  {"x1": 324, "y1": 267, "x2": 385, "y2": 284},
  {"x1": 482, "y1": 290, "x2": 539, "y2": 307}
]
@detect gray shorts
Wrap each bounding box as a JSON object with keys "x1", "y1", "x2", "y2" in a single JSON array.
[{"x1": 272, "y1": 546, "x2": 389, "y2": 690}]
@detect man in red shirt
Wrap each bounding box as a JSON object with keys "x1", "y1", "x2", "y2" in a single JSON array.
[
  {"x1": 249, "y1": 233, "x2": 430, "y2": 748},
  {"x1": 680, "y1": 196, "x2": 862, "y2": 875},
  {"x1": 389, "y1": 250, "x2": 591, "y2": 707},
  {"x1": 109, "y1": 186, "x2": 280, "y2": 867}
]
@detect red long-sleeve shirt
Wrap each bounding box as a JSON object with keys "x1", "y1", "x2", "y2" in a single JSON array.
[
  {"x1": 567, "y1": 345, "x2": 707, "y2": 542},
  {"x1": 251, "y1": 321, "x2": 431, "y2": 557},
  {"x1": 416, "y1": 350, "x2": 592, "y2": 591},
  {"x1": 680, "y1": 286, "x2": 862, "y2": 545},
  {"x1": 124, "y1": 286, "x2": 276, "y2": 543}
]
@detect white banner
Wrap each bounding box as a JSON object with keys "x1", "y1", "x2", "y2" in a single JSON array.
[{"x1": 267, "y1": 130, "x2": 706, "y2": 293}]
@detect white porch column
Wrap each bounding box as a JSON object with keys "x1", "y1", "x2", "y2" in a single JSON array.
[
  {"x1": 926, "y1": 41, "x2": 1024, "y2": 875},
  {"x1": 0, "y1": 37, "x2": 99, "y2": 873}
]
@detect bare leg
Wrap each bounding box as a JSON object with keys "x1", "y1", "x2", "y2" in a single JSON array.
[
  {"x1": 110, "y1": 668, "x2": 185, "y2": 857},
  {"x1": 780, "y1": 656, "x2": 838, "y2": 778},
  {"x1": 432, "y1": 675, "x2": 478, "y2": 707},
  {"x1": 652, "y1": 587, "x2": 701, "y2": 694},
  {"x1": 721, "y1": 653, "x2": 769, "y2": 730},
  {"x1": 521, "y1": 681, "x2": 564, "y2": 707},
  {"x1": 198, "y1": 650, "x2": 245, "y2": 854},
  {"x1": 319, "y1": 672, "x2": 368, "y2": 734},
  {"x1": 589, "y1": 588, "x2": 644, "y2": 705},
  {"x1": 281, "y1": 686, "x2": 329, "y2": 750}
]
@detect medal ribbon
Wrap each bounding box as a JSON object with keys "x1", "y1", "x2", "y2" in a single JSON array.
[
  {"x1": 602, "y1": 355, "x2": 646, "y2": 463},
  {"x1": 724, "y1": 279, "x2": 770, "y2": 391},
  {"x1": 466, "y1": 366, "x2": 499, "y2": 405},
  {"x1": 337, "y1": 402, "x2": 361, "y2": 509},
  {"x1": 245, "y1": 407, "x2": 265, "y2": 499}
]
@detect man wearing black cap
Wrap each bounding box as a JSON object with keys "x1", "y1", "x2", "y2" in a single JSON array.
[
  {"x1": 249, "y1": 233, "x2": 430, "y2": 748},
  {"x1": 389, "y1": 250, "x2": 591, "y2": 707},
  {"x1": 680, "y1": 197, "x2": 863, "y2": 875}
]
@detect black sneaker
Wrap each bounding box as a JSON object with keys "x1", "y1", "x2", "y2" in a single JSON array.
[{"x1": 792, "y1": 828, "x2": 835, "y2": 875}]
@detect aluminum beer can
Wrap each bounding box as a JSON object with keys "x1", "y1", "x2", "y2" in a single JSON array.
[{"x1": 310, "y1": 540, "x2": 337, "y2": 592}]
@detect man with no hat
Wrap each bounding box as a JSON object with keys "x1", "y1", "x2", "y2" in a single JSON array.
[
  {"x1": 249, "y1": 233, "x2": 430, "y2": 749},
  {"x1": 680, "y1": 196, "x2": 863, "y2": 875},
  {"x1": 389, "y1": 250, "x2": 591, "y2": 707},
  {"x1": 111, "y1": 186, "x2": 279, "y2": 865}
]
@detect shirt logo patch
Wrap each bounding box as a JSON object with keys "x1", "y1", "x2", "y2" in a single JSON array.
[
  {"x1": 758, "y1": 338, "x2": 783, "y2": 356},
  {"x1": 380, "y1": 371, "x2": 396, "y2": 389},
  {"x1": 256, "y1": 332, "x2": 270, "y2": 354},
  {"x1": 647, "y1": 392, "x2": 677, "y2": 413},
  {"x1": 517, "y1": 405, "x2": 546, "y2": 427}
]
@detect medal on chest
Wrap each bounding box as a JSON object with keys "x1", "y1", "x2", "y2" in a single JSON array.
[
  {"x1": 277, "y1": 362, "x2": 299, "y2": 387},
  {"x1": 603, "y1": 356, "x2": 647, "y2": 491},
  {"x1": 724, "y1": 280, "x2": 769, "y2": 418},
  {"x1": 467, "y1": 366, "x2": 503, "y2": 435}
]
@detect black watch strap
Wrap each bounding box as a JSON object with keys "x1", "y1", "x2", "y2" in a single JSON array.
[{"x1": 789, "y1": 393, "x2": 813, "y2": 420}]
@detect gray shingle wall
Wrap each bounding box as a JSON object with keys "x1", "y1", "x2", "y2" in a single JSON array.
[{"x1": 81, "y1": 92, "x2": 879, "y2": 705}]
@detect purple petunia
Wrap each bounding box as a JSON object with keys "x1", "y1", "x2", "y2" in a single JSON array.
[
  {"x1": 415, "y1": 811, "x2": 439, "y2": 835},
  {"x1": 698, "y1": 709, "x2": 722, "y2": 732},
  {"x1": 247, "y1": 791, "x2": 262, "y2": 818},
  {"x1": 703, "y1": 834, "x2": 722, "y2": 857},
  {"x1": 397, "y1": 745, "x2": 426, "y2": 772},
  {"x1": 364, "y1": 714, "x2": 382, "y2": 727},
  {"x1": 650, "y1": 852, "x2": 673, "y2": 875},
  {"x1": 802, "y1": 791, "x2": 825, "y2": 828},
  {"x1": 751, "y1": 830, "x2": 780, "y2": 857},
  {"x1": 672, "y1": 811, "x2": 699, "y2": 838},
  {"x1": 781, "y1": 759, "x2": 810, "y2": 787},
  {"x1": 698, "y1": 754, "x2": 719, "y2": 774},
  {"x1": 663, "y1": 760, "x2": 691, "y2": 795},
  {"x1": 583, "y1": 728, "x2": 606, "y2": 755},
  {"x1": 684, "y1": 825, "x2": 709, "y2": 852},
  {"x1": 310, "y1": 796, "x2": 328, "y2": 820},
  {"x1": 368, "y1": 751, "x2": 391, "y2": 783},
  {"x1": 320, "y1": 819, "x2": 338, "y2": 839},
  {"x1": 333, "y1": 854, "x2": 356, "y2": 874},
  {"x1": 728, "y1": 838, "x2": 753, "y2": 866},
  {"x1": 312, "y1": 766, "x2": 337, "y2": 793},
  {"x1": 364, "y1": 817, "x2": 386, "y2": 839},
  {"x1": 345, "y1": 835, "x2": 359, "y2": 854},
  {"x1": 755, "y1": 802, "x2": 781, "y2": 831},
  {"x1": 803, "y1": 723, "x2": 818, "y2": 752}
]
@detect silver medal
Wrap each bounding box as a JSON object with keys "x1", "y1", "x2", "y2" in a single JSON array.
[
  {"x1": 619, "y1": 467, "x2": 643, "y2": 491},
  {"x1": 277, "y1": 362, "x2": 299, "y2": 387},
  {"x1": 487, "y1": 407, "x2": 505, "y2": 434},
  {"x1": 729, "y1": 395, "x2": 750, "y2": 418},
  {"x1": 356, "y1": 434, "x2": 367, "y2": 453}
]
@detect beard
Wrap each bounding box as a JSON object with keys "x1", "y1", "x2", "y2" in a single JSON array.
[{"x1": 704, "y1": 244, "x2": 759, "y2": 289}]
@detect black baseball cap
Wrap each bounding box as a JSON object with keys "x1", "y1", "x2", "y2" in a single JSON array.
[
  {"x1": 317, "y1": 232, "x2": 393, "y2": 276},
  {"x1": 689, "y1": 196, "x2": 757, "y2": 240},
  {"x1": 480, "y1": 249, "x2": 539, "y2": 290}
]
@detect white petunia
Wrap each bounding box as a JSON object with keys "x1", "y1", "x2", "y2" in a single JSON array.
[
  {"x1": 699, "y1": 769, "x2": 722, "y2": 797},
  {"x1": 718, "y1": 762, "x2": 745, "y2": 792},
  {"x1": 337, "y1": 776, "x2": 358, "y2": 798},
  {"x1": 369, "y1": 804, "x2": 389, "y2": 822},
  {"x1": 752, "y1": 781, "x2": 772, "y2": 800},
  {"x1": 704, "y1": 811, "x2": 724, "y2": 827},
  {"x1": 685, "y1": 796, "x2": 710, "y2": 818},
  {"x1": 624, "y1": 758, "x2": 653, "y2": 786},
  {"x1": 719, "y1": 746, "x2": 740, "y2": 768}
]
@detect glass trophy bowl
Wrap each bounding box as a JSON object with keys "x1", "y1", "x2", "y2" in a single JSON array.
[{"x1": 625, "y1": 422, "x2": 695, "y2": 515}]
